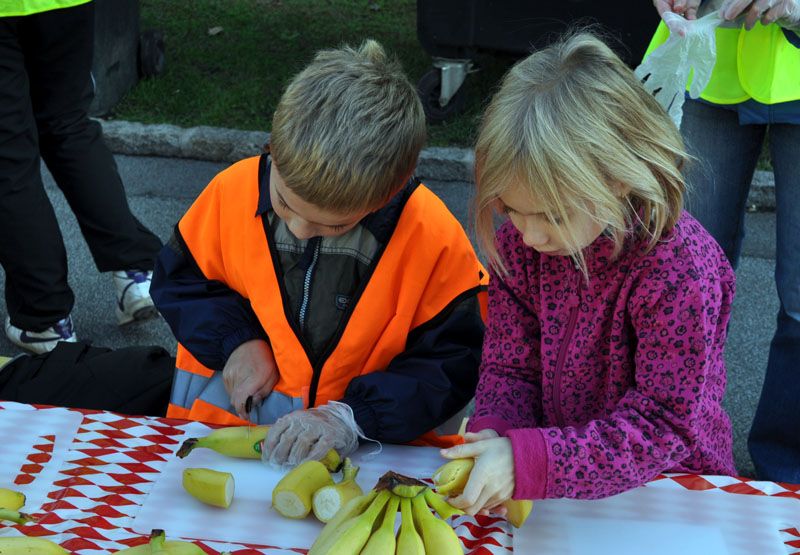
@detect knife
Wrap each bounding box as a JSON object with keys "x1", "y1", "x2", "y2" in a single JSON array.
[{"x1": 244, "y1": 395, "x2": 256, "y2": 434}]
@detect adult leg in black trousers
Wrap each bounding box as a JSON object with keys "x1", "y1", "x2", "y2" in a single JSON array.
[{"x1": 0, "y1": 2, "x2": 163, "y2": 339}]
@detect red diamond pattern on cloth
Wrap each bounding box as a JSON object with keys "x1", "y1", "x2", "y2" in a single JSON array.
[
  {"x1": 1, "y1": 402, "x2": 798, "y2": 554},
  {"x1": 13, "y1": 434, "x2": 54, "y2": 485}
]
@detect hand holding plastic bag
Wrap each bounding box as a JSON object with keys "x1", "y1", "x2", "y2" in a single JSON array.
[
  {"x1": 262, "y1": 401, "x2": 360, "y2": 467},
  {"x1": 634, "y1": 10, "x2": 724, "y2": 127}
]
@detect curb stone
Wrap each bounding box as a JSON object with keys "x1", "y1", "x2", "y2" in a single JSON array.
[{"x1": 99, "y1": 119, "x2": 776, "y2": 210}]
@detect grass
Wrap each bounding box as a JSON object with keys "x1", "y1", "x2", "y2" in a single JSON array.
[
  {"x1": 114, "y1": 0, "x2": 773, "y2": 170},
  {"x1": 113, "y1": 0, "x2": 514, "y2": 147}
]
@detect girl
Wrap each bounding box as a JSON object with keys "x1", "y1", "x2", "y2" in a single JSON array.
[{"x1": 441, "y1": 32, "x2": 736, "y2": 514}]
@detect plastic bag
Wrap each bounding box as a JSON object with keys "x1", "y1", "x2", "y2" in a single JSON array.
[{"x1": 634, "y1": 10, "x2": 724, "y2": 127}]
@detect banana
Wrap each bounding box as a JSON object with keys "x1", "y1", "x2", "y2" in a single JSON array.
[
  {"x1": 307, "y1": 489, "x2": 390, "y2": 555},
  {"x1": 308, "y1": 490, "x2": 378, "y2": 552},
  {"x1": 411, "y1": 492, "x2": 464, "y2": 554},
  {"x1": 423, "y1": 488, "x2": 464, "y2": 520},
  {"x1": 113, "y1": 529, "x2": 217, "y2": 554},
  {"x1": 0, "y1": 487, "x2": 26, "y2": 511},
  {"x1": 0, "y1": 508, "x2": 32, "y2": 525},
  {"x1": 176, "y1": 425, "x2": 269, "y2": 459},
  {"x1": 0, "y1": 537, "x2": 68, "y2": 554},
  {"x1": 272, "y1": 460, "x2": 334, "y2": 518},
  {"x1": 176, "y1": 425, "x2": 342, "y2": 471},
  {"x1": 433, "y1": 457, "x2": 534, "y2": 527},
  {"x1": 504, "y1": 498, "x2": 534, "y2": 528},
  {"x1": 396, "y1": 497, "x2": 425, "y2": 555},
  {"x1": 376, "y1": 470, "x2": 427, "y2": 498},
  {"x1": 359, "y1": 493, "x2": 399, "y2": 555},
  {"x1": 432, "y1": 458, "x2": 474, "y2": 495},
  {"x1": 311, "y1": 457, "x2": 363, "y2": 523},
  {"x1": 182, "y1": 468, "x2": 234, "y2": 508}
]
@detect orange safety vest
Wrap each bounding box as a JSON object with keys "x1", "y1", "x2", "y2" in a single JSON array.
[{"x1": 167, "y1": 156, "x2": 488, "y2": 448}]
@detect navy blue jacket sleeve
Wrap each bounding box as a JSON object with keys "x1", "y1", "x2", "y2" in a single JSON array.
[
  {"x1": 151, "y1": 230, "x2": 268, "y2": 371},
  {"x1": 340, "y1": 290, "x2": 484, "y2": 443}
]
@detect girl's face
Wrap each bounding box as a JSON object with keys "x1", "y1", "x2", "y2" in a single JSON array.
[{"x1": 498, "y1": 182, "x2": 604, "y2": 256}]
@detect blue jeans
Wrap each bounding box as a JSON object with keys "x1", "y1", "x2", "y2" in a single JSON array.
[{"x1": 681, "y1": 99, "x2": 800, "y2": 484}]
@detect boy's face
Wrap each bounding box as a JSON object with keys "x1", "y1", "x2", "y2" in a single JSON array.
[
  {"x1": 270, "y1": 163, "x2": 370, "y2": 240},
  {"x1": 498, "y1": 182, "x2": 604, "y2": 256}
]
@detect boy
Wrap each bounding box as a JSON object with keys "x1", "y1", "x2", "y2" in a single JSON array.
[{"x1": 151, "y1": 40, "x2": 488, "y2": 466}]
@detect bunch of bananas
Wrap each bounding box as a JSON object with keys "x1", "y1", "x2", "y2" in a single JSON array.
[
  {"x1": 307, "y1": 471, "x2": 465, "y2": 555},
  {"x1": 0, "y1": 486, "x2": 68, "y2": 554},
  {"x1": 433, "y1": 458, "x2": 533, "y2": 528}
]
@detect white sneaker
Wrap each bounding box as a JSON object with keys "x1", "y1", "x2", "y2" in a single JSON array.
[
  {"x1": 4, "y1": 315, "x2": 77, "y2": 355},
  {"x1": 113, "y1": 270, "x2": 158, "y2": 325}
]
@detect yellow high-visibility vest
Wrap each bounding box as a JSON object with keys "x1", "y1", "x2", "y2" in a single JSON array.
[
  {"x1": 644, "y1": 21, "x2": 800, "y2": 105},
  {"x1": 1, "y1": 0, "x2": 91, "y2": 17}
]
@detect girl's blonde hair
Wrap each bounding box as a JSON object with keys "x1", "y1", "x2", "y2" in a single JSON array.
[
  {"x1": 271, "y1": 39, "x2": 426, "y2": 214},
  {"x1": 475, "y1": 31, "x2": 689, "y2": 274}
]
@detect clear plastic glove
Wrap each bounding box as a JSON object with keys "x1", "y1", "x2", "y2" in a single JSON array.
[
  {"x1": 634, "y1": 10, "x2": 724, "y2": 127},
  {"x1": 439, "y1": 432, "x2": 516, "y2": 515},
  {"x1": 654, "y1": 0, "x2": 703, "y2": 23},
  {"x1": 223, "y1": 339, "x2": 279, "y2": 420},
  {"x1": 721, "y1": 0, "x2": 800, "y2": 29},
  {"x1": 262, "y1": 401, "x2": 360, "y2": 467}
]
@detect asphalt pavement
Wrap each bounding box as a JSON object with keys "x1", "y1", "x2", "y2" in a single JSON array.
[{"x1": 0, "y1": 154, "x2": 777, "y2": 479}]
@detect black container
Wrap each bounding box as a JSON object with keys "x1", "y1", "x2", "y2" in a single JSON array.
[
  {"x1": 416, "y1": 0, "x2": 660, "y2": 121},
  {"x1": 90, "y1": 0, "x2": 164, "y2": 116}
]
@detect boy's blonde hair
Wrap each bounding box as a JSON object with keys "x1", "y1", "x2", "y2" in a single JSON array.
[
  {"x1": 270, "y1": 39, "x2": 426, "y2": 214},
  {"x1": 475, "y1": 32, "x2": 689, "y2": 274}
]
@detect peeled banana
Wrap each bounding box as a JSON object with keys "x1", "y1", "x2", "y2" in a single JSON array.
[
  {"x1": 0, "y1": 487, "x2": 26, "y2": 511},
  {"x1": 272, "y1": 460, "x2": 334, "y2": 518},
  {"x1": 433, "y1": 458, "x2": 534, "y2": 527},
  {"x1": 0, "y1": 536, "x2": 68, "y2": 554},
  {"x1": 182, "y1": 467, "x2": 234, "y2": 508},
  {"x1": 312, "y1": 457, "x2": 363, "y2": 523}
]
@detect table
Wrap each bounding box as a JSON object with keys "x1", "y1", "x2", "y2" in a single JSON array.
[{"x1": 0, "y1": 401, "x2": 797, "y2": 554}]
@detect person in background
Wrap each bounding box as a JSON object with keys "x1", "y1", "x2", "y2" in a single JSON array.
[
  {"x1": 649, "y1": 0, "x2": 800, "y2": 485},
  {"x1": 0, "y1": 0, "x2": 163, "y2": 354},
  {"x1": 151, "y1": 40, "x2": 488, "y2": 466},
  {"x1": 440, "y1": 32, "x2": 735, "y2": 514}
]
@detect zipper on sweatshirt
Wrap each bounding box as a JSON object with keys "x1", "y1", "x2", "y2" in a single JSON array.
[
  {"x1": 553, "y1": 305, "x2": 579, "y2": 427},
  {"x1": 298, "y1": 237, "x2": 321, "y2": 331}
]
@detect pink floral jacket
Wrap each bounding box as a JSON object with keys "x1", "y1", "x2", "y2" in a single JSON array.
[{"x1": 468, "y1": 212, "x2": 736, "y2": 500}]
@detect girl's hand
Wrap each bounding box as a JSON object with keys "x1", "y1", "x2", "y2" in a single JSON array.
[
  {"x1": 462, "y1": 429, "x2": 499, "y2": 442},
  {"x1": 440, "y1": 436, "x2": 516, "y2": 516},
  {"x1": 721, "y1": 0, "x2": 800, "y2": 29}
]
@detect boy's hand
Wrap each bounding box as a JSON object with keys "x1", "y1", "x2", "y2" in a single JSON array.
[
  {"x1": 223, "y1": 339, "x2": 279, "y2": 420},
  {"x1": 263, "y1": 401, "x2": 360, "y2": 467},
  {"x1": 439, "y1": 436, "x2": 516, "y2": 516}
]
